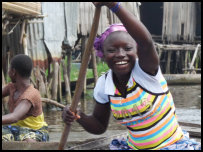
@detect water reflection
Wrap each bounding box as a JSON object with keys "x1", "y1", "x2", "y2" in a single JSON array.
[
  {"x1": 169, "y1": 85, "x2": 201, "y2": 109},
  {"x1": 169, "y1": 85, "x2": 201, "y2": 124}
]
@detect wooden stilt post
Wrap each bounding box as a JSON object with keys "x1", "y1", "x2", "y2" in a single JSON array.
[
  {"x1": 41, "y1": 69, "x2": 50, "y2": 99},
  {"x1": 20, "y1": 20, "x2": 28, "y2": 55},
  {"x1": 67, "y1": 50, "x2": 72, "y2": 84},
  {"x1": 184, "y1": 50, "x2": 188, "y2": 74},
  {"x1": 166, "y1": 51, "x2": 172, "y2": 74},
  {"x1": 52, "y1": 61, "x2": 59, "y2": 100},
  {"x1": 58, "y1": 61, "x2": 62, "y2": 103},
  {"x1": 19, "y1": 19, "x2": 26, "y2": 44},
  {"x1": 174, "y1": 51, "x2": 180, "y2": 73},
  {"x1": 35, "y1": 66, "x2": 46, "y2": 97},
  {"x1": 62, "y1": 59, "x2": 72, "y2": 104},
  {"x1": 189, "y1": 44, "x2": 201, "y2": 72},
  {"x1": 81, "y1": 36, "x2": 88, "y2": 95}
]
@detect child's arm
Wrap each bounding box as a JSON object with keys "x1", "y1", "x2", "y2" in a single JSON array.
[
  {"x1": 62, "y1": 102, "x2": 111, "y2": 134},
  {"x1": 2, "y1": 100, "x2": 32, "y2": 125},
  {"x1": 94, "y1": 2, "x2": 159, "y2": 75},
  {"x1": 77, "y1": 102, "x2": 111, "y2": 134}
]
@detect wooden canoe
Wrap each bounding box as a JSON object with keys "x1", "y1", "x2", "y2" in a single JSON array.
[
  {"x1": 163, "y1": 74, "x2": 201, "y2": 85},
  {"x1": 2, "y1": 122, "x2": 201, "y2": 150}
]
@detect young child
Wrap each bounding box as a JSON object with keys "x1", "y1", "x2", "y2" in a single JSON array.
[
  {"x1": 2, "y1": 54, "x2": 49, "y2": 142},
  {"x1": 62, "y1": 2, "x2": 201, "y2": 150}
]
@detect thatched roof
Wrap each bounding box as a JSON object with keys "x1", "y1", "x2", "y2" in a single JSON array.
[{"x1": 2, "y1": 2, "x2": 41, "y2": 16}]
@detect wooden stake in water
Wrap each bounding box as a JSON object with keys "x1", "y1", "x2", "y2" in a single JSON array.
[{"x1": 58, "y1": 7, "x2": 101, "y2": 150}]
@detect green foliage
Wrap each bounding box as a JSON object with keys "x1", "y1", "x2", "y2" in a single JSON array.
[
  {"x1": 70, "y1": 61, "x2": 109, "y2": 81},
  {"x1": 6, "y1": 76, "x2": 11, "y2": 83},
  {"x1": 70, "y1": 63, "x2": 80, "y2": 81},
  {"x1": 43, "y1": 56, "x2": 109, "y2": 82},
  {"x1": 97, "y1": 61, "x2": 109, "y2": 76}
]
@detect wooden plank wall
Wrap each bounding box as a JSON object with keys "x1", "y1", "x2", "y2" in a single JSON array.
[
  {"x1": 77, "y1": 2, "x2": 140, "y2": 36},
  {"x1": 162, "y1": 2, "x2": 196, "y2": 43}
]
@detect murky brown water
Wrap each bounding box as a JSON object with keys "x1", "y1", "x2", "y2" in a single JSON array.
[{"x1": 44, "y1": 84, "x2": 201, "y2": 142}]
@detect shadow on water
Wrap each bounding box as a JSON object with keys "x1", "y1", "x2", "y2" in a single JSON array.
[{"x1": 44, "y1": 84, "x2": 201, "y2": 142}]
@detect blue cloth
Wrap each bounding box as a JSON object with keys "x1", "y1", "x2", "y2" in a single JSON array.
[
  {"x1": 2, "y1": 125, "x2": 49, "y2": 142},
  {"x1": 109, "y1": 130, "x2": 201, "y2": 150},
  {"x1": 160, "y1": 130, "x2": 201, "y2": 150}
]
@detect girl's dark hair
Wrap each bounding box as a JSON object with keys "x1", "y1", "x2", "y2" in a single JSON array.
[{"x1": 10, "y1": 54, "x2": 33, "y2": 78}]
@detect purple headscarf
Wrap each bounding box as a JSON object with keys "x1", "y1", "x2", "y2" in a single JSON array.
[{"x1": 93, "y1": 23, "x2": 127, "y2": 58}]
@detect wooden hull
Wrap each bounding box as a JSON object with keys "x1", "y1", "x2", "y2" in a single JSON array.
[
  {"x1": 163, "y1": 74, "x2": 201, "y2": 85},
  {"x1": 2, "y1": 122, "x2": 201, "y2": 150},
  {"x1": 2, "y1": 132, "x2": 127, "y2": 150}
]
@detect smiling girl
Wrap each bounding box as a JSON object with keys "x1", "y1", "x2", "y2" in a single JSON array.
[{"x1": 62, "y1": 2, "x2": 201, "y2": 150}]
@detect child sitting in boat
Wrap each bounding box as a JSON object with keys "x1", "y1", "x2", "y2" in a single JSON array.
[
  {"x1": 2, "y1": 54, "x2": 49, "y2": 142},
  {"x1": 62, "y1": 2, "x2": 201, "y2": 150}
]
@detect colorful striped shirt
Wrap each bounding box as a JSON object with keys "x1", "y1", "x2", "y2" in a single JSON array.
[{"x1": 93, "y1": 59, "x2": 183, "y2": 150}]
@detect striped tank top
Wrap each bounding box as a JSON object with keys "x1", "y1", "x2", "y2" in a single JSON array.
[
  {"x1": 93, "y1": 59, "x2": 184, "y2": 150},
  {"x1": 110, "y1": 78, "x2": 183, "y2": 149}
]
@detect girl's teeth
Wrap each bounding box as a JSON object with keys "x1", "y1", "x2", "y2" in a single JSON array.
[{"x1": 116, "y1": 61, "x2": 127, "y2": 65}]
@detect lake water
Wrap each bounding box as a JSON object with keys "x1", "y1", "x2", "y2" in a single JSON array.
[{"x1": 44, "y1": 84, "x2": 201, "y2": 142}]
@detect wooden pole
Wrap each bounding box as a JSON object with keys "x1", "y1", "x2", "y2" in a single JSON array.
[
  {"x1": 184, "y1": 50, "x2": 188, "y2": 74},
  {"x1": 166, "y1": 51, "x2": 172, "y2": 74},
  {"x1": 62, "y1": 59, "x2": 72, "y2": 104},
  {"x1": 34, "y1": 66, "x2": 46, "y2": 97},
  {"x1": 67, "y1": 50, "x2": 72, "y2": 84},
  {"x1": 41, "y1": 98, "x2": 65, "y2": 109},
  {"x1": 83, "y1": 74, "x2": 87, "y2": 95},
  {"x1": 91, "y1": 49, "x2": 98, "y2": 86},
  {"x1": 51, "y1": 61, "x2": 59, "y2": 100},
  {"x1": 19, "y1": 19, "x2": 26, "y2": 44},
  {"x1": 81, "y1": 36, "x2": 88, "y2": 95},
  {"x1": 58, "y1": 7, "x2": 101, "y2": 150},
  {"x1": 58, "y1": 61, "x2": 62, "y2": 103},
  {"x1": 189, "y1": 44, "x2": 201, "y2": 69}
]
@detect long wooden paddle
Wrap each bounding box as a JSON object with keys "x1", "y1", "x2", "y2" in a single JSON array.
[{"x1": 58, "y1": 6, "x2": 101, "y2": 150}]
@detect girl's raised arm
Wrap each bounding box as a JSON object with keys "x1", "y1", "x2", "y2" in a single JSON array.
[{"x1": 93, "y1": 2, "x2": 159, "y2": 75}]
